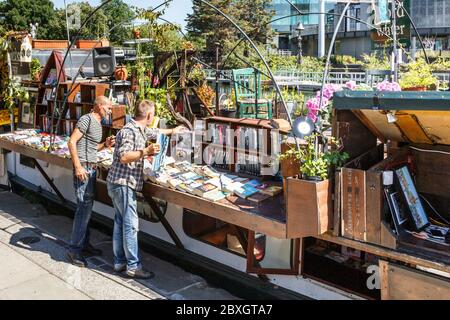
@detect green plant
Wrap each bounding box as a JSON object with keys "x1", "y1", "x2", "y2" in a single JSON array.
[
  {"x1": 188, "y1": 63, "x2": 207, "y2": 86},
  {"x1": 332, "y1": 55, "x2": 359, "y2": 65},
  {"x1": 399, "y1": 58, "x2": 438, "y2": 89},
  {"x1": 29, "y1": 58, "x2": 42, "y2": 80},
  {"x1": 144, "y1": 87, "x2": 176, "y2": 126},
  {"x1": 361, "y1": 52, "x2": 390, "y2": 70},
  {"x1": 279, "y1": 134, "x2": 349, "y2": 181}
]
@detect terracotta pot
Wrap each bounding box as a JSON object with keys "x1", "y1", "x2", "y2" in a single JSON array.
[
  {"x1": 133, "y1": 29, "x2": 141, "y2": 39},
  {"x1": 402, "y1": 86, "x2": 427, "y2": 92},
  {"x1": 114, "y1": 65, "x2": 128, "y2": 81}
]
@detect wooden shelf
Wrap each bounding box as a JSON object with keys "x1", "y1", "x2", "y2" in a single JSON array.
[{"x1": 317, "y1": 233, "x2": 450, "y2": 275}]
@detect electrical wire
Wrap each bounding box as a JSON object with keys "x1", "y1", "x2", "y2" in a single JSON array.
[
  {"x1": 420, "y1": 194, "x2": 450, "y2": 225},
  {"x1": 410, "y1": 146, "x2": 450, "y2": 156}
]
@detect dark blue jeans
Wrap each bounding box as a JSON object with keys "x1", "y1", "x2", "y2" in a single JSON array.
[{"x1": 69, "y1": 166, "x2": 97, "y2": 254}]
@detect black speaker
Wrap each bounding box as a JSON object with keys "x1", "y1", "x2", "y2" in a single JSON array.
[{"x1": 93, "y1": 47, "x2": 116, "y2": 77}]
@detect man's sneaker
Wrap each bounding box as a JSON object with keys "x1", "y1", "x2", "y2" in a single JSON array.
[
  {"x1": 66, "y1": 252, "x2": 88, "y2": 268},
  {"x1": 124, "y1": 269, "x2": 155, "y2": 280},
  {"x1": 82, "y1": 243, "x2": 103, "y2": 257},
  {"x1": 114, "y1": 264, "x2": 127, "y2": 273}
]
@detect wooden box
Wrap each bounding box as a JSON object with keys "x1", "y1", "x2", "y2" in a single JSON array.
[
  {"x1": 334, "y1": 93, "x2": 450, "y2": 260},
  {"x1": 286, "y1": 177, "x2": 333, "y2": 238}
]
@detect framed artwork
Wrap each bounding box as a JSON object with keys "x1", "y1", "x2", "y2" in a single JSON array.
[{"x1": 395, "y1": 166, "x2": 430, "y2": 231}]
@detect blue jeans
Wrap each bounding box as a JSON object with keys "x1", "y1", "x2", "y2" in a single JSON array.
[
  {"x1": 69, "y1": 166, "x2": 97, "y2": 254},
  {"x1": 107, "y1": 182, "x2": 140, "y2": 271}
]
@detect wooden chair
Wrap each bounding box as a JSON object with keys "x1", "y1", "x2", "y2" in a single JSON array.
[{"x1": 232, "y1": 68, "x2": 272, "y2": 119}]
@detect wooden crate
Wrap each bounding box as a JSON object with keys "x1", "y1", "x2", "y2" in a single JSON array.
[
  {"x1": 80, "y1": 83, "x2": 110, "y2": 104},
  {"x1": 286, "y1": 177, "x2": 333, "y2": 238},
  {"x1": 111, "y1": 105, "x2": 126, "y2": 129}
]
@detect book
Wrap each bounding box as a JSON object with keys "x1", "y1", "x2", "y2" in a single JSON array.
[
  {"x1": 151, "y1": 134, "x2": 170, "y2": 172},
  {"x1": 180, "y1": 172, "x2": 202, "y2": 181},
  {"x1": 246, "y1": 179, "x2": 262, "y2": 188},
  {"x1": 258, "y1": 185, "x2": 283, "y2": 197},
  {"x1": 168, "y1": 178, "x2": 183, "y2": 189},
  {"x1": 223, "y1": 182, "x2": 244, "y2": 194},
  {"x1": 247, "y1": 192, "x2": 272, "y2": 203},
  {"x1": 235, "y1": 184, "x2": 260, "y2": 199},
  {"x1": 203, "y1": 190, "x2": 226, "y2": 202},
  {"x1": 193, "y1": 183, "x2": 217, "y2": 197}
]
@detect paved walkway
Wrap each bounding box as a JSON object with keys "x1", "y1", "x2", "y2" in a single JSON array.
[{"x1": 0, "y1": 191, "x2": 238, "y2": 300}]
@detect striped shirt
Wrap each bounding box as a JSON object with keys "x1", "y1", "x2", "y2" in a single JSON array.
[
  {"x1": 107, "y1": 119, "x2": 158, "y2": 191},
  {"x1": 76, "y1": 114, "x2": 103, "y2": 163}
]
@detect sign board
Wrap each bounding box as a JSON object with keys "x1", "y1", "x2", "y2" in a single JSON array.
[{"x1": 371, "y1": 0, "x2": 411, "y2": 50}]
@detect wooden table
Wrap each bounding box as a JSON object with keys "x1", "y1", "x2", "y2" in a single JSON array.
[
  {"x1": 143, "y1": 182, "x2": 287, "y2": 239},
  {"x1": 0, "y1": 138, "x2": 73, "y2": 170}
]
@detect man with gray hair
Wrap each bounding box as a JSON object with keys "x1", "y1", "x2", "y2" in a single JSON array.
[
  {"x1": 67, "y1": 96, "x2": 115, "y2": 267},
  {"x1": 107, "y1": 100, "x2": 185, "y2": 279}
]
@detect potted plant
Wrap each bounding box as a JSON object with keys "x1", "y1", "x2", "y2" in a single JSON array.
[
  {"x1": 280, "y1": 134, "x2": 349, "y2": 236},
  {"x1": 30, "y1": 58, "x2": 42, "y2": 81},
  {"x1": 114, "y1": 64, "x2": 128, "y2": 81},
  {"x1": 399, "y1": 58, "x2": 438, "y2": 91}
]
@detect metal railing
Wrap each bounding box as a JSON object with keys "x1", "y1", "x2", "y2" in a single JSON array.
[{"x1": 204, "y1": 68, "x2": 450, "y2": 90}]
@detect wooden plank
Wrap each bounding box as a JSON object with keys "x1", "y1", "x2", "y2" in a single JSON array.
[
  {"x1": 341, "y1": 168, "x2": 366, "y2": 240},
  {"x1": 380, "y1": 221, "x2": 397, "y2": 250},
  {"x1": 365, "y1": 171, "x2": 382, "y2": 245},
  {"x1": 0, "y1": 139, "x2": 73, "y2": 170},
  {"x1": 318, "y1": 233, "x2": 450, "y2": 275},
  {"x1": 380, "y1": 260, "x2": 450, "y2": 300},
  {"x1": 333, "y1": 171, "x2": 341, "y2": 237},
  {"x1": 143, "y1": 183, "x2": 287, "y2": 239}
]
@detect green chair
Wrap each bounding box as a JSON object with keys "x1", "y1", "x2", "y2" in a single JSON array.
[{"x1": 232, "y1": 68, "x2": 272, "y2": 119}]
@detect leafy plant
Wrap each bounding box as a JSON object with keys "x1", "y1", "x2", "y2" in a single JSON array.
[
  {"x1": 196, "y1": 83, "x2": 215, "y2": 106},
  {"x1": 279, "y1": 134, "x2": 349, "y2": 181},
  {"x1": 144, "y1": 87, "x2": 176, "y2": 126},
  {"x1": 399, "y1": 58, "x2": 438, "y2": 89},
  {"x1": 361, "y1": 52, "x2": 390, "y2": 70},
  {"x1": 30, "y1": 58, "x2": 42, "y2": 80}
]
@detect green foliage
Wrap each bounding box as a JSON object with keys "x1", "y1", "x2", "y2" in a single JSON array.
[
  {"x1": 187, "y1": 0, "x2": 274, "y2": 70},
  {"x1": 0, "y1": 36, "x2": 29, "y2": 114},
  {"x1": 361, "y1": 52, "x2": 390, "y2": 70},
  {"x1": 399, "y1": 58, "x2": 438, "y2": 89},
  {"x1": 102, "y1": 0, "x2": 135, "y2": 45},
  {"x1": 30, "y1": 58, "x2": 42, "y2": 80},
  {"x1": 144, "y1": 88, "x2": 176, "y2": 126},
  {"x1": 0, "y1": 0, "x2": 58, "y2": 39},
  {"x1": 279, "y1": 134, "x2": 349, "y2": 181},
  {"x1": 331, "y1": 55, "x2": 359, "y2": 65}
]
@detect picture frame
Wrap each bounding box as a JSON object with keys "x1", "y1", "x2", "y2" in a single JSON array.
[
  {"x1": 395, "y1": 166, "x2": 430, "y2": 231},
  {"x1": 20, "y1": 102, "x2": 31, "y2": 125}
]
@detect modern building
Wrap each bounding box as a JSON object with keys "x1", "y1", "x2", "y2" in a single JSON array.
[{"x1": 270, "y1": 0, "x2": 450, "y2": 58}]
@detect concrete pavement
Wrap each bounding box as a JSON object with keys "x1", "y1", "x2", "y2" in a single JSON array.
[{"x1": 0, "y1": 191, "x2": 238, "y2": 300}]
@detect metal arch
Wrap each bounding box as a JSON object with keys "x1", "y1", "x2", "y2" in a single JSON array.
[
  {"x1": 318, "y1": 2, "x2": 351, "y2": 132},
  {"x1": 50, "y1": 0, "x2": 114, "y2": 148},
  {"x1": 53, "y1": 1, "x2": 176, "y2": 135},
  {"x1": 198, "y1": 0, "x2": 299, "y2": 150}
]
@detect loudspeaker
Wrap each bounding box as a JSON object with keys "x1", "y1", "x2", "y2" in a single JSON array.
[{"x1": 93, "y1": 47, "x2": 116, "y2": 77}]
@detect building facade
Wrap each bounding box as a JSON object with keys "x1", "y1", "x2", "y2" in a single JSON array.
[{"x1": 270, "y1": 0, "x2": 450, "y2": 58}]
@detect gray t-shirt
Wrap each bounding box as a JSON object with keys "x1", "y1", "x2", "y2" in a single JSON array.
[{"x1": 76, "y1": 113, "x2": 103, "y2": 163}]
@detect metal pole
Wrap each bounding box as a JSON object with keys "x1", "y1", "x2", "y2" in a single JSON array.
[
  {"x1": 392, "y1": 0, "x2": 399, "y2": 82},
  {"x1": 215, "y1": 42, "x2": 220, "y2": 116},
  {"x1": 318, "y1": 0, "x2": 326, "y2": 58}
]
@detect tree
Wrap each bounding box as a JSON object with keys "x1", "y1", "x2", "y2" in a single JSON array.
[
  {"x1": 186, "y1": 0, "x2": 274, "y2": 68},
  {"x1": 0, "y1": 0, "x2": 58, "y2": 39},
  {"x1": 48, "y1": 2, "x2": 109, "y2": 41},
  {"x1": 102, "y1": 0, "x2": 135, "y2": 45}
]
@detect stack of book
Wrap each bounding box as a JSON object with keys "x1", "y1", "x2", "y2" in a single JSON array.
[{"x1": 145, "y1": 160, "x2": 283, "y2": 204}]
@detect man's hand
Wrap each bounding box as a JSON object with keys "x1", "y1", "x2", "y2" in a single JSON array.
[
  {"x1": 173, "y1": 126, "x2": 188, "y2": 134},
  {"x1": 75, "y1": 166, "x2": 88, "y2": 181},
  {"x1": 105, "y1": 135, "x2": 116, "y2": 148},
  {"x1": 144, "y1": 143, "x2": 161, "y2": 157}
]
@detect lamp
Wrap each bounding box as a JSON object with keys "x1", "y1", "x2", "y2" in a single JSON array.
[
  {"x1": 295, "y1": 22, "x2": 305, "y2": 65},
  {"x1": 292, "y1": 116, "x2": 314, "y2": 139},
  {"x1": 386, "y1": 111, "x2": 398, "y2": 124}
]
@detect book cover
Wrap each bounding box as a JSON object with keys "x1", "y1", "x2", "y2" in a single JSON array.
[
  {"x1": 259, "y1": 185, "x2": 283, "y2": 196},
  {"x1": 193, "y1": 183, "x2": 217, "y2": 197},
  {"x1": 247, "y1": 192, "x2": 271, "y2": 203},
  {"x1": 235, "y1": 184, "x2": 260, "y2": 199},
  {"x1": 203, "y1": 190, "x2": 226, "y2": 202}
]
